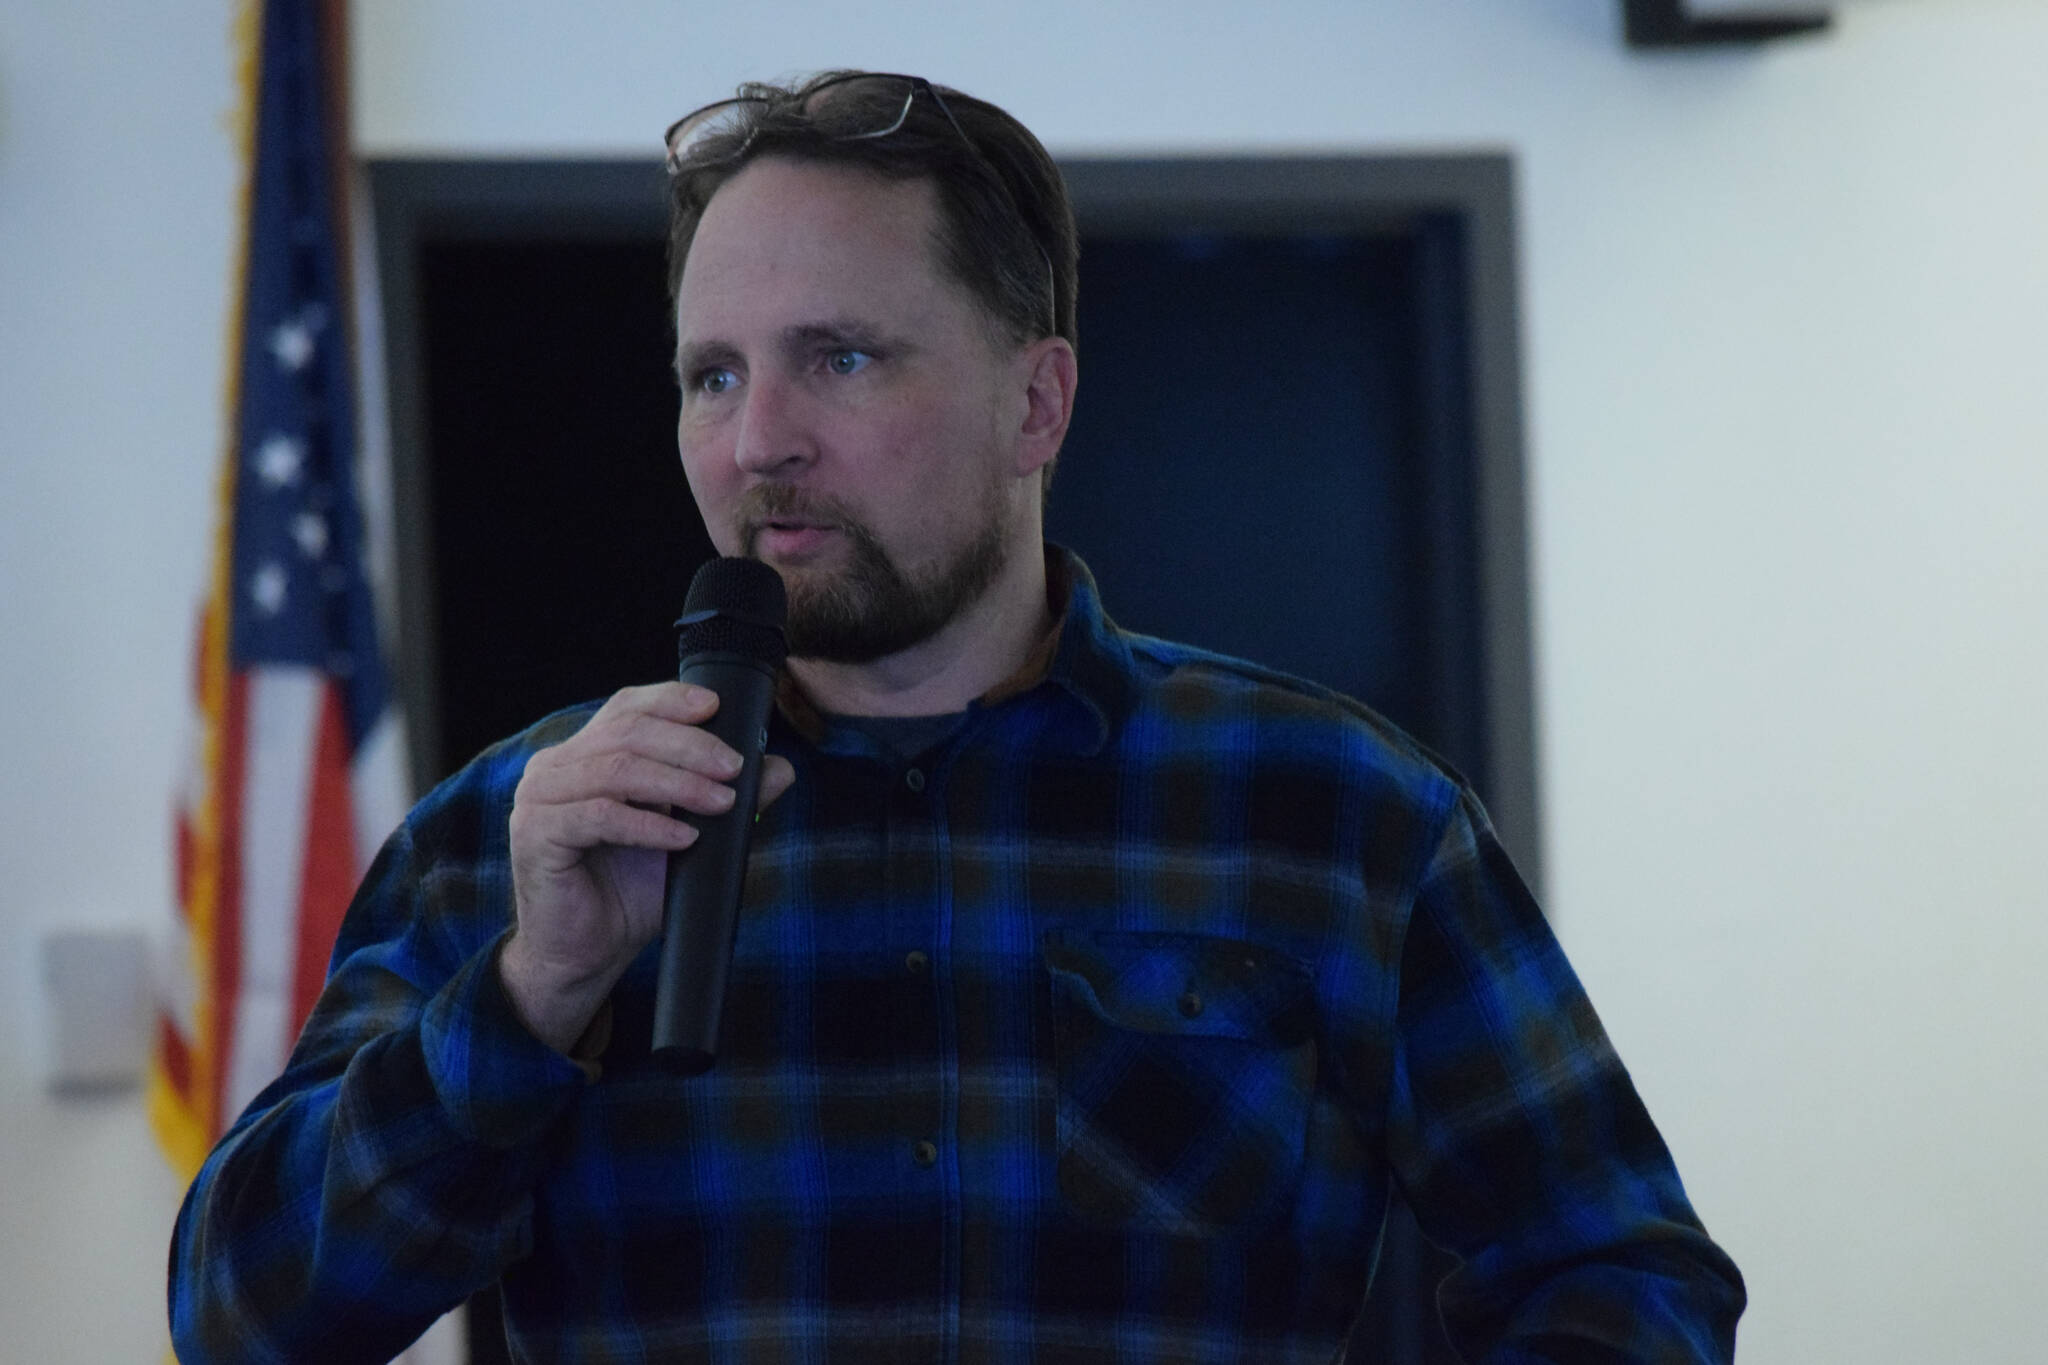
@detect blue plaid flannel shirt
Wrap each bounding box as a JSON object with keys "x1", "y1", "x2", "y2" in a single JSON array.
[{"x1": 170, "y1": 548, "x2": 1744, "y2": 1364}]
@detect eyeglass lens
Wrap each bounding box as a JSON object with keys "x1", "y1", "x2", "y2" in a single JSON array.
[{"x1": 668, "y1": 75, "x2": 923, "y2": 168}]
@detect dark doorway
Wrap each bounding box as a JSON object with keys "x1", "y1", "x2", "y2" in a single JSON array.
[
  {"x1": 375, "y1": 153, "x2": 1532, "y2": 1365},
  {"x1": 1051, "y1": 226, "x2": 1483, "y2": 787},
  {"x1": 415, "y1": 235, "x2": 700, "y2": 777}
]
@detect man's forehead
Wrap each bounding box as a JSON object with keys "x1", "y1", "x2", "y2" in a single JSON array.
[
  {"x1": 676, "y1": 159, "x2": 963, "y2": 339},
  {"x1": 689, "y1": 158, "x2": 942, "y2": 268}
]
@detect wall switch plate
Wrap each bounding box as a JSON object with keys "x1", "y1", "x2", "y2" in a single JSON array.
[{"x1": 38, "y1": 927, "x2": 152, "y2": 1093}]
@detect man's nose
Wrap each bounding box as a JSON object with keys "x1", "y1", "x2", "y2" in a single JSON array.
[{"x1": 731, "y1": 375, "x2": 818, "y2": 475}]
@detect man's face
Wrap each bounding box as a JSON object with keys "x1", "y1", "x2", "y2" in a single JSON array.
[{"x1": 673, "y1": 157, "x2": 1034, "y2": 663}]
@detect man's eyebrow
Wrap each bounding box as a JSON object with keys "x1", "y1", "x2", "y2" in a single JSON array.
[
  {"x1": 674, "y1": 319, "x2": 916, "y2": 380},
  {"x1": 673, "y1": 337, "x2": 740, "y2": 379},
  {"x1": 783, "y1": 318, "x2": 907, "y2": 353}
]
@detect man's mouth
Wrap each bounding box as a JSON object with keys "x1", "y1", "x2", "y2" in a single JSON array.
[
  {"x1": 750, "y1": 518, "x2": 843, "y2": 559},
  {"x1": 737, "y1": 486, "x2": 860, "y2": 560}
]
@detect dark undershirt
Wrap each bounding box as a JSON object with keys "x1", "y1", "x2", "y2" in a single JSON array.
[{"x1": 822, "y1": 710, "x2": 972, "y2": 764}]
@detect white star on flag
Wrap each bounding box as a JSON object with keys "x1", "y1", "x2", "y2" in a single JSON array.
[
  {"x1": 250, "y1": 562, "x2": 289, "y2": 616},
  {"x1": 269, "y1": 321, "x2": 315, "y2": 371},
  {"x1": 291, "y1": 512, "x2": 329, "y2": 560},
  {"x1": 254, "y1": 433, "x2": 306, "y2": 488},
  {"x1": 267, "y1": 303, "x2": 327, "y2": 372}
]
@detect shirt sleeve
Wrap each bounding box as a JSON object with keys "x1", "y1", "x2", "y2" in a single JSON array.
[
  {"x1": 167, "y1": 752, "x2": 593, "y2": 1365},
  {"x1": 1384, "y1": 791, "x2": 1747, "y2": 1364}
]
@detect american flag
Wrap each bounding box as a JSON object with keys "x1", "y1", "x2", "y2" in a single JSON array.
[{"x1": 150, "y1": 0, "x2": 406, "y2": 1182}]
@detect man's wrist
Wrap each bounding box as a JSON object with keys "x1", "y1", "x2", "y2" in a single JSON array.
[{"x1": 497, "y1": 933, "x2": 613, "y2": 1056}]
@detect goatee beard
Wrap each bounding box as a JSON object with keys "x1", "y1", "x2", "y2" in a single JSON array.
[{"x1": 737, "y1": 485, "x2": 1010, "y2": 664}]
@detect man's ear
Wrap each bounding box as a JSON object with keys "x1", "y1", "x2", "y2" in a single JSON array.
[{"x1": 1013, "y1": 336, "x2": 1077, "y2": 478}]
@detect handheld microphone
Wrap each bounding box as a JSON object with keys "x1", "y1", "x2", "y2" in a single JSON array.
[{"x1": 651, "y1": 557, "x2": 787, "y2": 1073}]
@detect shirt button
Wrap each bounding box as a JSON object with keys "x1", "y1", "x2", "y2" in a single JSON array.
[
  {"x1": 1178, "y1": 990, "x2": 1205, "y2": 1019},
  {"x1": 905, "y1": 950, "x2": 930, "y2": 977},
  {"x1": 904, "y1": 767, "x2": 926, "y2": 792},
  {"x1": 912, "y1": 1139, "x2": 939, "y2": 1167}
]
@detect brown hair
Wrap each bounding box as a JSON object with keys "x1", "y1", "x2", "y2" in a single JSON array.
[{"x1": 665, "y1": 72, "x2": 1077, "y2": 352}]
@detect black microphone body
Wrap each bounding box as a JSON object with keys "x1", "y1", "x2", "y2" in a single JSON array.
[{"x1": 651, "y1": 559, "x2": 786, "y2": 1074}]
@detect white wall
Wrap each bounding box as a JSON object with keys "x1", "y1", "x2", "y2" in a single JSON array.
[
  {"x1": 3, "y1": 1, "x2": 2042, "y2": 1361},
  {"x1": 0, "y1": 4, "x2": 237, "y2": 1362}
]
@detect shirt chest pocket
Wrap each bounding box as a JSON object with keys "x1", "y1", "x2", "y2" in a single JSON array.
[{"x1": 1041, "y1": 928, "x2": 1318, "y2": 1238}]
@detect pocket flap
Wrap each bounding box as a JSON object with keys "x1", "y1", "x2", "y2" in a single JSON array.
[{"x1": 1041, "y1": 928, "x2": 1314, "y2": 1046}]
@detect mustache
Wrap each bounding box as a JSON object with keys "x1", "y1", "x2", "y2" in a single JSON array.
[
  {"x1": 736, "y1": 484, "x2": 851, "y2": 527},
  {"x1": 735, "y1": 485, "x2": 876, "y2": 552}
]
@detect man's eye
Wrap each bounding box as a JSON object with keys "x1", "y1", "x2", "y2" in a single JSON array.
[
  {"x1": 695, "y1": 367, "x2": 738, "y2": 396},
  {"x1": 826, "y1": 349, "x2": 871, "y2": 377}
]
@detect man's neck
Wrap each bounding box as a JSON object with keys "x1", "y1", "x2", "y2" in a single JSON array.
[{"x1": 786, "y1": 542, "x2": 1051, "y2": 718}]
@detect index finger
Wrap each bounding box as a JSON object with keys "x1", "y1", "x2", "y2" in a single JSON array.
[{"x1": 605, "y1": 680, "x2": 721, "y2": 725}]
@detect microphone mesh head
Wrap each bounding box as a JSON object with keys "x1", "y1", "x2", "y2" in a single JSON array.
[{"x1": 676, "y1": 557, "x2": 788, "y2": 667}]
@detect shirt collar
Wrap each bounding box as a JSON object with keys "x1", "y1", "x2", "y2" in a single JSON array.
[
  {"x1": 1031, "y1": 544, "x2": 1140, "y2": 755},
  {"x1": 773, "y1": 544, "x2": 1137, "y2": 756}
]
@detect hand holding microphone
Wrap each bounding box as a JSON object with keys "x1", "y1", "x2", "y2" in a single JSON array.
[{"x1": 502, "y1": 559, "x2": 790, "y2": 1062}]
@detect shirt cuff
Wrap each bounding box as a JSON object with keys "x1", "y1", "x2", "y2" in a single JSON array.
[{"x1": 418, "y1": 929, "x2": 593, "y2": 1148}]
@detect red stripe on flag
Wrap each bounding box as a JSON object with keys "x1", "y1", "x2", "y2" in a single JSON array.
[
  {"x1": 175, "y1": 810, "x2": 195, "y2": 918},
  {"x1": 173, "y1": 600, "x2": 208, "y2": 940},
  {"x1": 158, "y1": 1015, "x2": 194, "y2": 1098},
  {"x1": 291, "y1": 682, "x2": 358, "y2": 1030},
  {"x1": 210, "y1": 671, "x2": 252, "y2": 1136}
]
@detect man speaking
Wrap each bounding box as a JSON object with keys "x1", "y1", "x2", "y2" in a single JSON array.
[{"x1": 169, "y1": 72, "x2": 1745, "y2": 1363}]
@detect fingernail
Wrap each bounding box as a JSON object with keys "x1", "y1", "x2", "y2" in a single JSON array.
[{"x1": 686, "y1": 685, "x2": 717, "y2": 708}]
